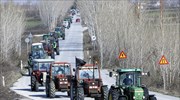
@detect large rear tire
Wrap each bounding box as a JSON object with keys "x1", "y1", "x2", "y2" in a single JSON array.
[
  {"x1": 31, "y1": 75, "x2": 36, "y2": 91},
  {"x1": 101, "y1": 86, "x2": 108, "y2": 100},
  {"x1": 35, "y1": 81, "x2": 39, "y2": 92},
  {"x1": 49, "y1": 82, "x2": 56, "y2": 98},
  {"x1": 51, "y1": 53, "x2": 55, "y2": 59},
  {"x1": 76, "y1": 87, "x2": 84, "y2": 100},
  {"x1": 56, "y1": 47, "x2": 59, "y2": 55},
  {"x1": 46, "y1": 79, "x2": 50, "y2": 97},
  {"x1": 118, "y1": 96, "x2": 127, "y2": 100},
  {"x1": 108, "y1": 88, "x2": 120, "y2": 100},
  {"x1": 149, "y1": 96, "x2": 157, "y2": 100}
]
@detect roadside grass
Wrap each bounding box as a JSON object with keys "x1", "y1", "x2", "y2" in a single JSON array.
[{"x1": 26, "y1": 18, "x2": 43, "y2": 29}]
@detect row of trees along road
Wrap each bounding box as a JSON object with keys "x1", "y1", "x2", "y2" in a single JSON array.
[
  {"x1": 38, "y1": 0, "x2": 74, "y2": 31},
  {"x1": 77, "y1": 0, "x2": 179, "y2": 92},
  {"x1": 0, "y1": 2, "x2": 25, "y2": 62}
]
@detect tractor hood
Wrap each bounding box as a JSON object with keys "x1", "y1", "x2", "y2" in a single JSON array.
[{"x1": 129, "y1": 86, "x2": 144, "y2": 100}]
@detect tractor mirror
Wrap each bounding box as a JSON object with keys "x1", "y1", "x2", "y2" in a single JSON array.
[
  {"x1": 109, "y1": 72, "x2": 113, "y2": 77},
  {"x1": 142, "y1": 72, "x2": 150, "y2": 76},
  {"x1": 73, "y1": 68, "x2": 76, "y2": 72}
]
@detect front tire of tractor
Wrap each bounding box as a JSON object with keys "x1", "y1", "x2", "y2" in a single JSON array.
[
  {"x1": 100, "y1": 86, "x2": 108, "y2": 100},
  {"x1": 49, "y1": 82, "x2": 56, "y2": 98},
  {"x1": 76, "y1": 87, "x2": 84, "y2": 100},
  {"x1": 142, "y1": 87, "x2": 149, "y2": 100},
  {"x1": 108, "y1": 88, "x2": 120, "y2": 100}
]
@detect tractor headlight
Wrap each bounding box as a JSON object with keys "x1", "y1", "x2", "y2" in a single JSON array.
[
  {"x1": 133, "y1": 96, "x2": 136, "y2": 99},
  {"x1": 89, "y1": 86, "x2": 98, "y2": 89},
  {"x1": 63, "y1": 78, "x2": 64, "y2": 80},
  {"x1": 142, "y1": 96, "x2": 145, "y2": 99}
]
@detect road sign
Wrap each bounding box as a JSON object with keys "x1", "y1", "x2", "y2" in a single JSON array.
[
  {"x1": 91, "y1": 36, "x2": 96, "y2": 41},
  {"x1": 25, "y1": 38, "x2": 30, "y2": 43},
  {"x1": 28, "y1": 32, "x2": 33, "y2": 38},
  {"x1": 159, "y1": 55, "x2": 169, "y2": 65},
  {"x1": 119, "y1": 51, "x2": 127, "y2": 59}
]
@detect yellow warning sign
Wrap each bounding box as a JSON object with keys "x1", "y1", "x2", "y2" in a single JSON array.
[
  {"x1": 119, "y1": 51, "x2": 127, "y2": 59},
  {"x1": 159, "y1": 55, "x2": 169, "y2": 65}
]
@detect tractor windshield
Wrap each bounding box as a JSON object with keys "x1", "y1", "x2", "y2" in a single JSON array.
[
  {"x1": 33, "y1": 62, "x2": 50, "y2": 71},
  {"x1": 79, "y1": 68, "x2": 99, "y2": 79},
  {"x1": 52, "y1": 65, "x2": 71, "y2": 76},
  {"x1": 55, "y1": 28, "x2": 60, "y2": 31},
  {"x1": 120, "y1": 72, "x2": 141, "y2": 86}
]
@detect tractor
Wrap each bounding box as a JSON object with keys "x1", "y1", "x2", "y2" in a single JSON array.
[
  {"x1": 41, "y1": 33, "x2": 59, "y2": 58},
  {"x1": 31, "y1": 59, "x2": 54, "y2": 91},
  {"x1": 54, "y1": 27, "x2": 65, "y2": 40},
  {"x1": 45, "y1": 62, "x2": 72, "y2": 98},
  {"x1": 71, "y1": 64, "x2": 108, "y2": 100},
  {"x1": 108, "y1": 68, "x2": 157, "y2": 100},
  {"x1": 28, "y1": 43, "x2": 48, "y2": 75}
]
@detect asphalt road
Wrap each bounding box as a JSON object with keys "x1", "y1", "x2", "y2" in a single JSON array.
[{"x1": 10, "y1": 15, "x2": 180, "y2": 100}]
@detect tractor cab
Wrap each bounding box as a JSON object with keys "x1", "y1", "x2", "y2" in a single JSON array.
[
  {"x1": 31, "y1": 59, "x2": 54, "y2": 91},
  {"x1": 108, "y1": 68, "x2": 156, "y2": 100},
  {"x1": 116, "y1": 69, "x2": 142, "y2": 87}
]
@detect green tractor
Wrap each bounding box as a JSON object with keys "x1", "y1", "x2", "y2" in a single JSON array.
[
  {"x1": 108, "y1": 68, "x2": 157, "y2": 100},
  {"x1": 54, "y1": 27, "x2": 65, "y2": 40}
]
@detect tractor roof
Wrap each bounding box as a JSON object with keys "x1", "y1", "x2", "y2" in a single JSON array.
[
  {"x1": 78, "y1": 64, "x2": 98, "y2": 69},
  {"x1": 33, "y1": 59, "x2": 54, "y2": 63},
  {"x1": 116, "y1": 68, "x2": 141, "y2": 73},
  {"x1": 32, "y1": 43, "x2": 42, "y2": 46},
  {"x1": 53, "y1": 62, "x2": 70, "y2": 64}
]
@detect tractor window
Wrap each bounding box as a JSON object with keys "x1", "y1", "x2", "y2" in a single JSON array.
[
  {"x1": 120, "y1": 72, "x2": 141, "y2": 86},
  {"x1": 33, "y1": 63, "x2": 39, "y2": 70},
  {"x1": 79, "y1": 68, "x2": 99, "y2": 79},
  {"x1": 52, "y1": 65, "x2": 71, "y2": 75},
  {"x1": 39, "y1": 63, "x2": 50, "y2": 71},
  {"x1": 55, "y1": 28, "x2": 60, "y2": 31}
]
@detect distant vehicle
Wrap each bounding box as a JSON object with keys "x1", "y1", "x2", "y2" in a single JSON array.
[
  {"x1": 54, "y1": 27, "x2": 65, "y2": 40},
  {"x1": 46, "y1": 62, "x2": 72, "y2": 98},
  {"x1": 63, "y1": 21, "x2": 70, "y2": 29},
  {"x1": 31, "y1": 43, "x2": 44, "y2": 51},
  {"x1": 31, "y1": 59, "x2": 54, "y2": 92}
]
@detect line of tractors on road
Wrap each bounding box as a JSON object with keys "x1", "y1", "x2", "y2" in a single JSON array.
[{"x1": 26, "y1": 11, "x2": 157, "y2": 100}]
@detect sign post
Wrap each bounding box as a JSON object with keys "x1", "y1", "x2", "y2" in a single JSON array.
[
  {"x1": 25, "y1": 38, "x2": 30, "y2": 54},
  {"x1": 28, "y1": 32, "x2": 33, "y2": 44}
]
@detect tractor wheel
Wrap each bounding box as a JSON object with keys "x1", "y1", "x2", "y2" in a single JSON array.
[
  {"x1": 49, "y1": 82, "x2": 56, "y2": 98},
  {"x1": 76, "y1": 87, "x2": 84, "y2": 100},
  {"x1": 142, "y1": 87, "x2": 149, "y2": 100},
  {"x1": 70, "y1": 81, "x2": 76, "y2": 99},
  {"x1": 31, "y1": 75, "x2": 36, "y2": 91},
  {"x1": 51, "y1": 53, "x2": 55, "y2": 59},
  {"x1": 46, "y1": 79, "x2": 50, "y2": 97},
  {"x1": 67, "y1": 91, "x2": 70, "y2": 96},
  {"x1": 149, "y1": 96, "x2": 157, "y2": 100},
  {"x1": 62, "y1": 36, "x2": 65, "y2": 40},
  {"x1": 56, "y1": 47, "x2": 60, "y2": 55},
  {"x1": 100, "y1": 86, "x2": 108, "y2": 100},
  {"x1": 108, "y1": 88, "x2": 120, "y2": 100},
  {"x1": 35, "y1": 80, "x2": 39, "y2": 92},
  {"x1": 118, "y1": 96, "x2": 127, "y2": 100}
]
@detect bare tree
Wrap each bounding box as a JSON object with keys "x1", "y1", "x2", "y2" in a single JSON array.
[
  {"x1": 78, "y1": 0, "x2": 180, "y2": 91},
  {"x1": 0, "y1": 1, "x2": 25, "y2": 62},
  {"x1": 38, "y1": 0, "x2": 74, "y2": 31}
]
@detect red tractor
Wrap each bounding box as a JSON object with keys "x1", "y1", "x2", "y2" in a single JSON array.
[
  {"x1": 46, "y1": 62, "x2": 72, "y2": 98},
  {"x1": 31, "y1": 59, "x2": 54, "y2": 91},
  {"x1": 70, "y1": 64, "x2": 108, "y2": 100}
]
